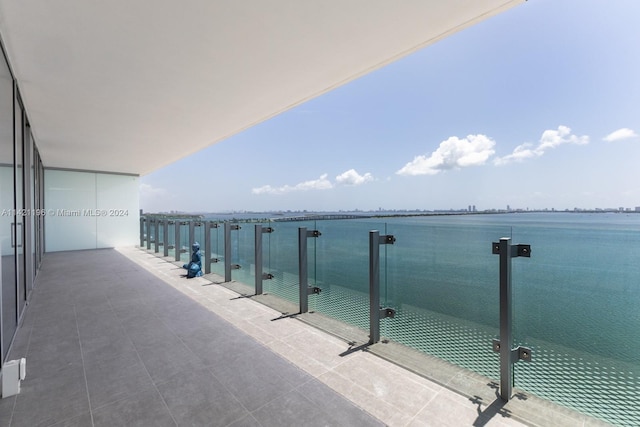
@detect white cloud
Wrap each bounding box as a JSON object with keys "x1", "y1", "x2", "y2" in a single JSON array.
[
  {"x1": 495, "y1": 125, "x2": 589, "y2": 165},
  {"x1": 140, "y1": 183, "x2": 168, "y2": 197},
  {"x1": 335, "y1": 169, "x2": 373, "y2": 186},
  {"x1": 493, "y1": 143, "x2": 538, "y2": 166},
  {"x1": 603, "y1": 128, "x2": 638, "y2": 142},
  {"x1": 538, "y1": 125, "x2": 589, "y2": 150},
  {"x1": 252, "y1": 174, "x2": 333, "y2": 195},
  {"x1": 396, "y1": 134, "x2": 495, "y2": 176}
]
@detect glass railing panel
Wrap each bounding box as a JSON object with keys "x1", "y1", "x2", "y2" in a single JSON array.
[
  {"x1": 512, "y1": 213, "x2": 640, "y2": 425},
  {"x1": 178, "y1": 221, "x2": 190, "y2": 263},
  {"x1": 157, "y1": 221, "x2": 164, "y2": 253},
  {"x1": 263, "y1": 220, "x2": 316, "y2": 304},
  {"x1": 379, "y1": 216, "x2": 511, "y2": 380},
  {"x1": 149, "y1": 219, "x2": 156, "y2": 252},
  {"x1": 146, "y1": 219, "x2": 153, "y2": 248},
  {"x1": 150, "y1": 219, "x2": 156, "y2": 249},
  {"x1": 141, "y1": 218, "x2": 148, "y2": 246},
  {"x1": 194, "y1": 221, "x2": 205, "y2": 252},
  {"x1": 229, "y1": 222, "x2": 257, "y2": 286},
  {"x1": 167, "y1": 221, "x2": 176, "y2": 259},
  {"x1": 205, "y1": 223, "x2": 223, "y2": 276},
  {"x1": 308, "y1": 219, "x2": 375, "y2": 331}
]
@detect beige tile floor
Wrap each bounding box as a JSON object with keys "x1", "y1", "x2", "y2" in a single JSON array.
[{"x1": 122, "y1": 246, "x2": 536, "y2": 427}]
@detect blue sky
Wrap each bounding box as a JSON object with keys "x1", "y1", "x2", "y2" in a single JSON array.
[{"x1": 141, "y1": 0, "x2": 640, "y2": 213}]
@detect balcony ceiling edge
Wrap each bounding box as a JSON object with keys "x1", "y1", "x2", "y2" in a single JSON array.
[{"x1": 0, "y1": 0, "x2": 524, "y2": 176}]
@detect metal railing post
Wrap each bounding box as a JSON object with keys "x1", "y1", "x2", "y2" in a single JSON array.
[
  {"x1": 492, "y1": 237, "x2": 532, "y2": 401},
  {"x1": 188, "y1": 220, "x2": 195, "y2": 254},
  {"x1": 205, "y1": 221, "x2": 212, "y2": 274},
  {"x1": 224, "y1": 222, "x2": 231, "y2": 281},
  {"x1": 174, "y1": 221, "x2": 181, "y2": 261},
  {"x1": 154, "y1": 217, "x2": 160, "y2": 253},
  {"x1": 146, "y1": 217, "x2": 152, "y2": 250},
  {"x1": 255, "y1": 224, "x2": 274, "y2": 295},
  {"x1": 298, "y1": 227, "x2": 321, "y2": 313},
  {"x1": 167, "y1": 220, "x2": 175, "y2": 258},
  {"x1": 162, "y1": 219, "x2": 169, "y2": 257},
  {"x1": 369, "y1": 230, "x2": 396, "y2": 344},
  {"x1": 139, "y1": 216, "x2": 144, "y2": 247}
]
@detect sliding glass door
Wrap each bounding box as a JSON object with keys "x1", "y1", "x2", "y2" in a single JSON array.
[{"x1": 0, "y1": 47, "x2": 16, "y2": 361}]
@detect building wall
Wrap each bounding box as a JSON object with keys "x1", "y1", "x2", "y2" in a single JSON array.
[{"x1": 44, "y1": 169, "x2": 139, "y2": 252}]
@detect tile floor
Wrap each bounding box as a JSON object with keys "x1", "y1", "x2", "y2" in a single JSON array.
[{"x1": 0, "y1": 247, "x2": 608, "y2": 426}]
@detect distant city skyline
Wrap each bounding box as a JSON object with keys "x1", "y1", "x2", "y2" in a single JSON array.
[
  {"x1": 141, "y1": 0, "x2": 640, "y2": 213},
  {"x1": 155, "y1": 206, "x2": 640, "y2": 216}
]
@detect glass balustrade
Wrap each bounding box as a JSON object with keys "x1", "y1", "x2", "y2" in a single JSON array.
[
  {"x1": 139, "y1": 212, "x2": 640, "y2": 425},
  {"x1": 511, "y1": 217, "x2": 640, "y2": 425},
  {"x1": 166, "y1": 220, "x2": 175, "y2": 259},
  {"x1": 194, "y1": 221, "x2": 205, "y2": 253},
  {"x1": 225, "y1": 221, "x2": 254, "y2": 286},
  {"x1": 379, "y1": 218, "x2": 511, "y2": 380},
  {"x1": 208, "y1": 222, "x2": 224, "y2": 276},
  {"x1": 261, "y1": 220, "x2": 316, "y2": 304},
  {"x1": 308, "y1": 220, "x2": 375, "y2": 330},
  {"x1": 156, "y1": 221, "x2": 164, "y2": 253},
  {"x1": 178, "y1": 221, "x2": 190, "y2": 263}
]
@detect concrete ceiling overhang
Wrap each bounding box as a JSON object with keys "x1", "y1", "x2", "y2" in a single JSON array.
[{"x1": 0, "y1": 0, "x2": 523, "y2": 176}]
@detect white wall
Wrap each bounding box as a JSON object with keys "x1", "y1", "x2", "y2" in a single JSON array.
[{"x1": 45, "y1": 169, "x2": 139, "y2": 252}]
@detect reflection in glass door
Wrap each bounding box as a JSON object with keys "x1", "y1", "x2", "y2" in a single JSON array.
[
  {"x1": 15, "y1": 94, "x2": 26, "y2": 321},
  {"x1": 0, "y1": 50, "x2": 17, "y2": 361},
  {"x1": 25, "y1": 126, "x2": 35, "y2": 294}
]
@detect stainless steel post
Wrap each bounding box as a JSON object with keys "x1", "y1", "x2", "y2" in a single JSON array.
[
  {"x1": 498, "y1": 237, "x2": 513, "y2": 400},
  {"x1": 298, "y1": 227, "x2": 321, "y2": 313},
  {"x1": 205, "y1": 221, "x2": 212, "y2": 274},
  {"x1": 369, "y1": 231, "x2": 396, "y2": 344},
  {"x1": 162, "y1": 219, "x2": 169, "y2": 257},
  {"x1": 298, "y1": 227, "x2": 308, "y2": 313},
  {"x1": 255, "y1": 225, "x2": 263, "y2": 295},
  {"x1": 139, "y1": 216, "x2": 144, "y2": 247},
  {"x1": 224, "y1": 222, "x2": 232, "y2": 282},
  {"x1": 154, "y1": 218, "x2": 160, "y2": 253},
  {"x1": 146, "y1": 217, "x2": 152, "y2": 250},
  {"x1": 492, "y1": 237, "x2": 532, "y2": 401},
  {"x1": 369, "y1": 231, "x2": 380, "y2": 344},
  {"x1": 174, "y1": 221, "x2": 181, "y2": 261}
]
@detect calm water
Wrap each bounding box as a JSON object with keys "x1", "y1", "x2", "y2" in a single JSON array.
[{"x1": 165, "y1": 211, "x2": 640, "y2": 425}]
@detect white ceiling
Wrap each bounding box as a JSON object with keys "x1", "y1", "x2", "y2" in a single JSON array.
[{"x1": 0, "y1": 0, "x2": 523, "y2": 175}]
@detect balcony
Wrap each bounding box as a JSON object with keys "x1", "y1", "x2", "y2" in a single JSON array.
[
  {"x1": 1, "y1": 210, "x2": 634, "y2": 426},
  {"x1": 0, "y1": 246, "x2": 531, "y2": 427},
  {"x1": 139, "y1": 212, "x2": 638, "y2": 426}
]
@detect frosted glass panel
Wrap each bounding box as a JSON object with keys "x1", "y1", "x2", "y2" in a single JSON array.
[
  {"x1": 96, "y1": 173, "x2": 139, "y2": 248},
  {"x1": 45, "y1": 170, "x2": 140, "y2": 251},
  {"x1": 45, "y1": 170, "x2": 97, "y2": 251}
]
